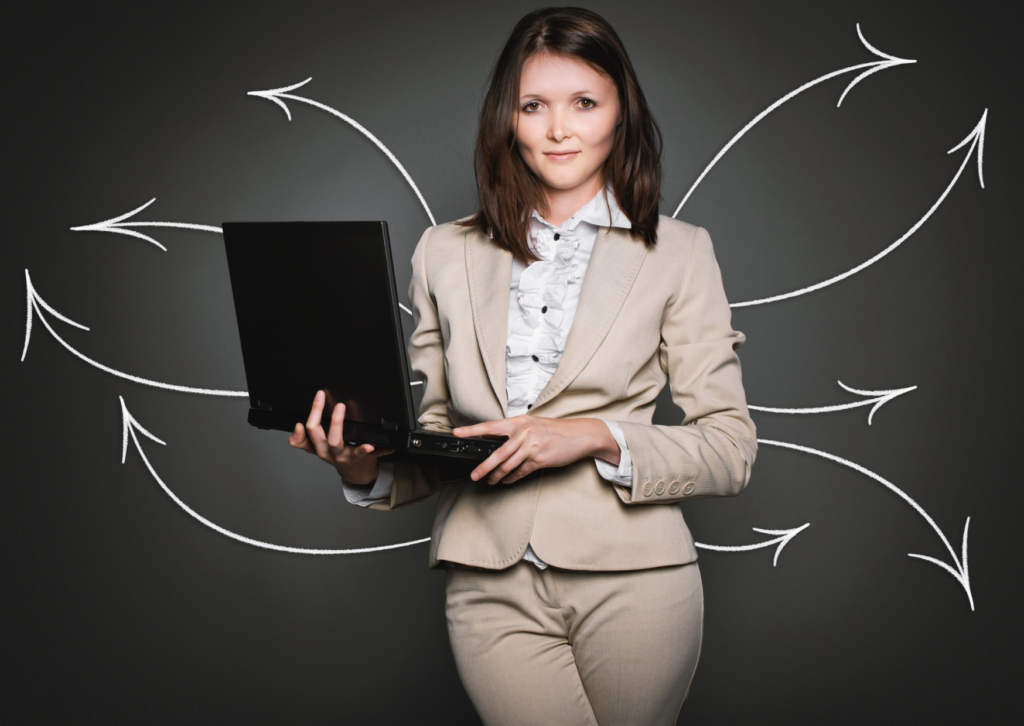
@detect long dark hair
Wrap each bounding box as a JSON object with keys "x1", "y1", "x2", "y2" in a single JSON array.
[{"x1": 458, "y1": 7, "x2": 663, "y2": 262}]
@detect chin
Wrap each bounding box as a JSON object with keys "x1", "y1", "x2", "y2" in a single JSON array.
[{"x1": 536, "y1": 168, "x2": 595, "y2": 191}]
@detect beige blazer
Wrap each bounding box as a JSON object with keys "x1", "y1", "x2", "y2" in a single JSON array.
[{"x1": 368, "y1": 215, "x2": 757, "y2": 572}]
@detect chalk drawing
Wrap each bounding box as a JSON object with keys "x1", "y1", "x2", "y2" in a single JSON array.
[
  {"x1": 759, "y1": 438, "x2": 974, "y2": 610},
  {"x1": 120, "y1": 396, "x2": 432, "y2": 554},
  {"x1": 22, "y1": 23, "x2": 982, "y2": 608},
  {"x1": 695, "y1": 523, "x2": 810, "y2": 566},
  {"x1": 121, "y1": 395, "x2": 801, "y2": 564},
  {"x1": 672, "y1": 23, "x2": 916, "y2": 219},
  {"x1": 70, "y1": 198, "x2": 222, "y2": 251},
  {"x1": 248, "y1": 77, "x2": 436, "y2": 226},
  {"x1": 731, "y1": 110, "x2": 987, "y2": 307},
  {"x1": 749, "y1": 380, "x2": 917, "y2": 425},
  {"x1": 22, "y1": 270, "x2": 248, "y2": 397},
  {"x1": 23, "y1": 268, "x2": 422, "y2": 395}
]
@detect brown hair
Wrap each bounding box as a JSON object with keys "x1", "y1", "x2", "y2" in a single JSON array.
[{"x1": 458, "y1": 6, "x2": 663, "y2": 262}]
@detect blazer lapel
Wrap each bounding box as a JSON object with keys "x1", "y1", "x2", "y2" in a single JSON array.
[
  {"x1": 531, "y1": 227, "x2": 648, "y2": 410},
  {"x1": 465, "y1": 228, "x2": 512, "y2": 417}
]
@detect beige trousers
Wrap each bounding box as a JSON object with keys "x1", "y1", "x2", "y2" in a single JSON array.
[{"x1": 444, "y1": 560, "x2": 704, "y2": 726}]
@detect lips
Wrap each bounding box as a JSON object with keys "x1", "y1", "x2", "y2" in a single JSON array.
[{"x1": 543, "y1": 150, "x2": 580, "y2": 162}]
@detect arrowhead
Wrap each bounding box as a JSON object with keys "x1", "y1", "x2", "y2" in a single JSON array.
[
  {"x1": 751, "y1": 522, "x2": 810, "y2": 566},
  {"x1": 70, "y1": 198, "x2": 166, "y2": 250},
  {"x1": 22, "y1": 269, "x2": 90, "y2": 362},
  {"x1": 947, "y1": 109, "x2": 987, "y2": 189},
  {"x1": 836, "y1": 380, "x2": 918, "y2": 425},
  {"x1": 907, "y1": 516, "x2": 974, "y2": 611},
  {"x1": 119, "y1": 395, "x2": 166, "y2": 464},
  {"x1": 837, "y1": 24, "x2": 916, "y2": 107},
  {"x1": 247, "y1": 77, "x2": 313, "y2": 121}
]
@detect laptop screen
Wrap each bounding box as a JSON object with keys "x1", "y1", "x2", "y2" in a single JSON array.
[{"x1": 222, "y1": 221, "x2": 416, "y2": 431}]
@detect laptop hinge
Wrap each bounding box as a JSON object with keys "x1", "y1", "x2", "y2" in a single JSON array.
[
  {"x1": 257, "y1": 400, "x2": 273, "y2": 412},
  {"x1": 381, "y1": 419, "x2": 399, "y2": 430}
]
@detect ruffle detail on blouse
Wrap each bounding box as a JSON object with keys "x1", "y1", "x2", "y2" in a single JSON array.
[{"x1": 506, "y1": 230, "x2": 582, "y2": 412}]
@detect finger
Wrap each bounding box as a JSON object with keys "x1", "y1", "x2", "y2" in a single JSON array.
[
  {"x1": 305, "y1": 390, "x2": 325, "y2": 431},
  {"x1": 488, "y1": 445, "x2": 531, "y2": 486},
  {"x1": 349, "y1": 443, "x2": 396, "y2": 458},
  {"x1": 453, "y1": 419, "x2": 505, "y2": 438},
  {"x1": 471, "y1": 436, "x2": 522, "y2": 482},
  {"x1": 326, "y1": 402, "x2": 346, "y2": 450},
  {"x1": 352, "y1": 443, "x2": 377, "y2": 459},
  {"x1": 500, "y1": 457, "x2": 538, "y2": 485},
  {"x1": 305, "y1": 391, "x2": 329, "y2": 456},
  {"x1": 288, "y1": 423, "x2": 316, "y2": 453}
]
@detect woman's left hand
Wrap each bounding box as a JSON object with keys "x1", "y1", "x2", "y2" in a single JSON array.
[{"x1": 453, "y1": 416, "x2": 620, "y2": 485}]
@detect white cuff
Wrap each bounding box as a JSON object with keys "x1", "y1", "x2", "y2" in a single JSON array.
[
  {"x1": 340, "y1": 461, "x2": 395, "y2": 507},
  {"x1": 594, "y1": 420, "x2": 632, "y2": 487}
]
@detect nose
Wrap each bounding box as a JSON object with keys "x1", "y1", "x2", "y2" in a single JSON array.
[{"x1": 548, "y1": 105, "x2": 571, "y2": 143}]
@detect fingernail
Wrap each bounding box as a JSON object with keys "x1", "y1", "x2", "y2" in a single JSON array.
[{"x1": 470, "y1": 472, "x2": 478, "y2": 481}]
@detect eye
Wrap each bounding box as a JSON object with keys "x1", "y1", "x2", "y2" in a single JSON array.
[
  {"x1": 522, "y1": 101, "x2": 541, "y2": 113},
  {"x1": 578, "y1": 98, "x2": 596, "y2": 109}
]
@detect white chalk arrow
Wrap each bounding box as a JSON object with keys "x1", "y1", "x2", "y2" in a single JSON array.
[
  {"x1": 248, "y1": 77, "x2": 436, "y2": 226},
  {"x1": 759, "y1": 438, "x2": 974, "y2": 610},
  {"x1": 672, "y1": 23, "x2": 915, "y2": 219},
  {"x1": 732, "y1": 109, "x2": 988, "y2": 307},
  {"x1": 749, "y1": 380, "x2": 917, "y2": 425},
  {"x1": 119, "y1": 396, "x2": 430, "y2": 555},
  {"x1": 695, "y1": 523, "x2": 810, "y2": 566},
  {"x1": 70, "y1": 198, "x2": 222, "y2": 251},
  {"x1": 22, "y1": 270, "x2": 247, "y2": 397},
  {"x1": 118, "y1": 393, "x2": 799, "y2": 562}
]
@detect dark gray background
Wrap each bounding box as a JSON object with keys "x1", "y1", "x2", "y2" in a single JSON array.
[{"x1": 3, "y1": 0, "x2": 1021, "y2": 723}]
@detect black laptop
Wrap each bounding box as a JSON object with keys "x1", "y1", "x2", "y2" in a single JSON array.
[{"x1": 221, "y1": 221, "x2": 503, "y2": 461}]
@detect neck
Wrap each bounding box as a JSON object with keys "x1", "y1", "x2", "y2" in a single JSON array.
[{"x1": 540, "y1": 172, "x2": 605, "y2": 227}]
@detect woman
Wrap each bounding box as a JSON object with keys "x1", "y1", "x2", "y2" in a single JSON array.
[{"x1": 288, "y1": 7, "x2": 756, "y2": 725}]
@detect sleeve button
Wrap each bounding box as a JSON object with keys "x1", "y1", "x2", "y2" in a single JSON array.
[
  {"x1": 642, "y1": 482, "x2": 653, "y2": 497},
  {"x1": 682, "y1": 481, "x2": 695, "y2": 495},
  {"x1": 668, "y1": 481, "x2": 681, "y2": 495},
  {"x1": 655, "y1": 481, "x2": 666, "y2": 495}
]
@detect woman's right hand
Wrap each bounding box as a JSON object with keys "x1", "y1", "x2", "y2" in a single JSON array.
[{"x1": 287, "y1": 390, "x2": 395, "y2": 485}]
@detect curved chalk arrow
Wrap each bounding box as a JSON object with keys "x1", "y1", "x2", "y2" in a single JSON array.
[
  {"x1": 120, "y1": 396, "x2": 431, "y2": 555},
  {"x1": 695, "y1": 523, "x2": 810, "y2": 566},
  {"x1": 672, "y1": 23, "x2": 915, "y2": 219},
  {"x1": 70, "y1": 198, "x2": 222, "y2": 251},
  {"x1": 248, "y1": 77, "x2": 436, "y2": 226},
  {"x1": 120, "y1": 395, "x2": 802, "y2": 565},
  {"x1": 759, "y1": 438, "x2": 973, "y2": 610},
  {"x1": 732, "y1": 109, "x2": 988, "y2": 307},
  {"x1": 749, "y1": 380, "x2": 917, "y2": 425},
  {"x1": 22, "y1": 270, "x2": 247, "y2": 397}
]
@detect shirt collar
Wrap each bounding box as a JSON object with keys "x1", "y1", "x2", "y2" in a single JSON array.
[{"x1": 530, "y1": 185, "x2": 632, "y2": 233}]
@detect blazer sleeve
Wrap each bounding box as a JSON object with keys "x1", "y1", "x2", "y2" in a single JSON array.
[
  {"x1": 364, "y1": 225, "x2": 473, "y2": 512},
  {"x1": 613, "y1": 226, "x2": 757, "y2": 505}
]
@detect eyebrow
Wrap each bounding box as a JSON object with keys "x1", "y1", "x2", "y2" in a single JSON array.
[{"x1": 519, "y1": 90, "x2": 597, "y2": 100}]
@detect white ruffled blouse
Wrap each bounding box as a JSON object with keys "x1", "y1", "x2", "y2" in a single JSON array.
[{"x1": 342, "y1": 186, "x2": 635, "y2": 569}]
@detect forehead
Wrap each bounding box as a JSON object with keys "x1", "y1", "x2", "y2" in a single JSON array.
[{"x1": 519, "y1": 52, "x2": 615, "y2": 96}]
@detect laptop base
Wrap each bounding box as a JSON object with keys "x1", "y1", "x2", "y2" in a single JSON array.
[{"x1": 247, "y1": 408, "x2": 503, "y2": 461}]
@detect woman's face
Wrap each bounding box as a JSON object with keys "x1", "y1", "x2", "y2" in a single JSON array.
[{"x1": 514, "y1": 52, "x2": 620, "y2": 196}]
